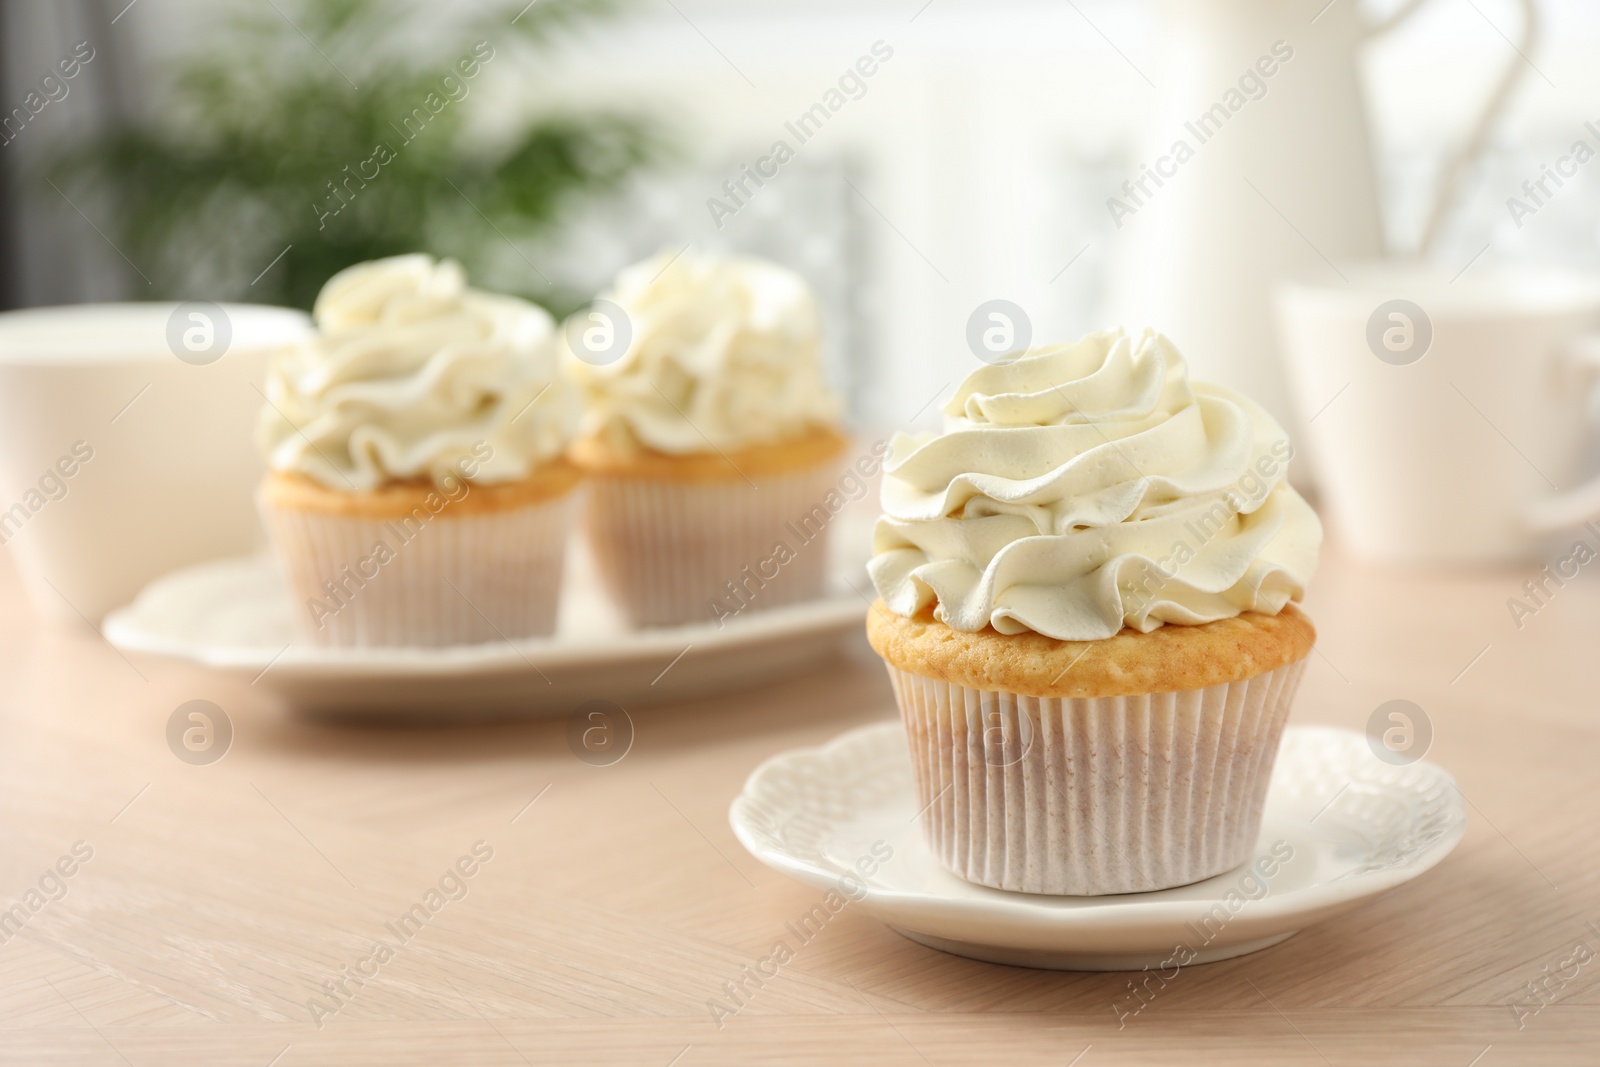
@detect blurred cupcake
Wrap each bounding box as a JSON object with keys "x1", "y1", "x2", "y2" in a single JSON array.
[
  {"x1": 565, "y1": 252, "x2": 846, "y2": 628},
  {"x1": 866, "y1": 328, "x2": 1322, "y2": 895},
  {"x1": 257, "y1": 254, "x2": 579, "y2": 647}
]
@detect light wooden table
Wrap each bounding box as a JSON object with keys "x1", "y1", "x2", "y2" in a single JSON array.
[{"x1": 0, "y1": 539, "x2": 1596, "y2": 1066}]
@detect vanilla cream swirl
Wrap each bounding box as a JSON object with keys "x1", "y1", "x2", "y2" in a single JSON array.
[
  {"x1": 567, "y1": 252, "x2": 840, "y2": 453},
  {"x1": 868, "y1": 328, "x2": 1321, "y2": 640},
  {"x1": 258, "y1": 254, "x2": 577, "y2": 490}
]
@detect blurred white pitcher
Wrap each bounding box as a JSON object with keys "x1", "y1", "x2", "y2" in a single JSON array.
[
  {"x1": 1276, "y1": 265, "x2": 1600, "y2": 565},
  {"x1": 0, "y1": 303, "x2": 310, "y2": 620},
  {"x1": 1109, "y1": 0, "x2": 1533, "y2": 483}
]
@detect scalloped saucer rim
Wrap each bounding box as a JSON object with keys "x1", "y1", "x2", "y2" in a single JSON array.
[{"x1": 729, "y1": 722, "x2": 1466, "y2": 970}]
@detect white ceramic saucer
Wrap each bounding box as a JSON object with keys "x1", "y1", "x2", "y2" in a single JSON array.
[
  {"x1": 730, "y1": 722, "x2": 1466, "y2": 971},
  {"x1": 103, "y1": 545, "x2": 865, "y2": 718}
]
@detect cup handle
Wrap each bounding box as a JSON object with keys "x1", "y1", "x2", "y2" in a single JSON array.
[{"x1": 1524, "y1": 335, "x2": 1600, "y2": 534}]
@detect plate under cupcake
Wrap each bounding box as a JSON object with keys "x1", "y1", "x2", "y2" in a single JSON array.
[
  {"x1": 729, "y1": 722, "x2": 1466, "y2": 971},
  {"x1": 102, "y1": 541, "x2": 865, "y2": 718}
]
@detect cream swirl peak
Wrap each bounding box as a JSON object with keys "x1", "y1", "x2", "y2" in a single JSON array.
[
  {"x1": 868, "y1": 328, "x2": 1321, "y2": 640},
  {"x1": 568, "y1": 251, "x2": 840, "y2": 453},
  {"x1": 258, "y1": 254, "x2": 577, "y2": 491}
]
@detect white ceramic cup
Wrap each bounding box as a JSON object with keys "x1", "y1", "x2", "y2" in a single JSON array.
[
  {"x1": 1275, "y1": 264, "x2": 1600, "y2": 565},
  {"x1": 0, "y1": 303, "x2": 311, "y2": 621}
]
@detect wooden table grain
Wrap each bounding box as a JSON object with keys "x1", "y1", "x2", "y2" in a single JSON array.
[{"x1": 0, "y1": 539, "x2": 1596, "y2": 1066}]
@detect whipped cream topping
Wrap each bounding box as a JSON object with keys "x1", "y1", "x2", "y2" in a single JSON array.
[
  {"x1": 567, "y1": 252, "x2": 840, "y2": 453},
  {"x1": 868, "y1": 328, "x2": 1321, "y2": 640},
  {"x1": 258, "y1": 255, "x2": 577, "y2": 490}
]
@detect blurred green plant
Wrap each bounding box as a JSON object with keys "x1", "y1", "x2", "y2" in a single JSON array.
[{"x1": 48, "y1": 0, "x2": 661, "y2": 313}]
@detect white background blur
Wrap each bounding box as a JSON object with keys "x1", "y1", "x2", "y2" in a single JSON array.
[{"x1": 5, "y1": 0, "x2": 1600, "y2": 431}]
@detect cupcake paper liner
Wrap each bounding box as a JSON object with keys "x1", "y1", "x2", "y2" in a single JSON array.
[
  {"x1": 260, "y1": 491, "x2": 577, "y2": 648},
  {"x1": 583, "y1": 468, "x2": 838, "y2": 628},
  {"x1": 885, "y1": 655, "x2": 1309, "y2": 896}
]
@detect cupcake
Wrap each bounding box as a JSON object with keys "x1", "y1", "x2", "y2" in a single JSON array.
[
  {"x1": 566, "y1": 252, "x2": 846, "y2": 628},
  {"x1": 257, "y1": 254, "x2": 580, "y2": 647},
  {"x1": 866, "y1": 328, "x2": 1322, "y2": 895}
]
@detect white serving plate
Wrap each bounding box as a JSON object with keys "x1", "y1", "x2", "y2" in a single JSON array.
[
  {"x1": 730, "y1": 723, "x2": 1466, "y2": 971},
  {"x1": 103, "y1": 544, "x2": 866, "y2": 718}
]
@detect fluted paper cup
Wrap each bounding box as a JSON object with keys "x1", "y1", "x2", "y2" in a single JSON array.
[
  {"x1": 583, "y1": 467, "x2": 839, "y2": 628},
  {"x1": 885, "y1": 656, "x2": 1308, "y2": 896},
  {"x1": 261, "y1": 491, "x2": 576, "y2": 648}
]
